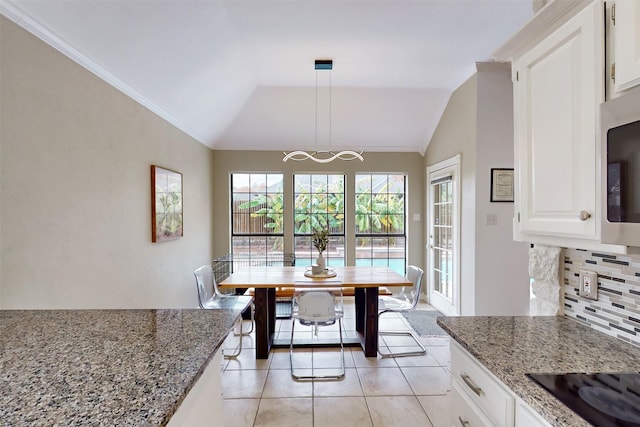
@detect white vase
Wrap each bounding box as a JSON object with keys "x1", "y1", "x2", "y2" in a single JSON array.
[{"x1": 316, "y1": 253, "x2": 325, "y2": 271}]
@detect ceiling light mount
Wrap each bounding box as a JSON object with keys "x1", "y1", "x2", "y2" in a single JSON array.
[
  {"x1": 283, "y1": 59, "x2": 364, "y2": 163},
  {"x1": 314, "y1": 59, "x2": 333, "y2": 70}
]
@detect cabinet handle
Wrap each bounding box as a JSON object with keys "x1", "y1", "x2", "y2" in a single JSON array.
[
  {"x1": 579, "y1": 210, "x2": 591, "y2": 221},
  {"x1": 460, "y1": 373, "x2": 483, "y2": 396},
  {"x1": 458, "y1": 416, "x2": 470, "y2": 426}
]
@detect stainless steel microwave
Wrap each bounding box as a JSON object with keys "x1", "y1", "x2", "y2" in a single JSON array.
[{"x1": 601, "y1": 87, "x2": 640, "y2": 247}]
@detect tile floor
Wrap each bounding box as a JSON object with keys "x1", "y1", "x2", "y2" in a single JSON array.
[{"x1": 220, "y1": 301, "x2": 452, "y2": 427}]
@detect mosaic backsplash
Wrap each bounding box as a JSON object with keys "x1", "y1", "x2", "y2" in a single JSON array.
[{"x1": 563, "y1": 247, "x2": 640, "y2": 347}]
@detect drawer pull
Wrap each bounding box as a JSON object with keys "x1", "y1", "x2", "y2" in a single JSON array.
[
  {"x1": 460, "y1": 373, "x2": 484, "y2": 396},
  {"x1": 458, "y1": 416, "x2": 470, "y2": 426}
]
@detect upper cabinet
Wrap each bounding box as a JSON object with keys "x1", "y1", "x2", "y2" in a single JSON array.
[
  {"x1": 494, "y1": 0, "x2": 627, "y2": 253},
  {"x1": 613, "y1": 0, "x2": 640, "y2": 93},
  {"x1": 513, "y1": 1, "x2": 602, "y2": 241}
]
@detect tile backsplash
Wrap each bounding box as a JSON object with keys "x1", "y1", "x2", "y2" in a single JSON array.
[{"x1": 563, "y1": 247, "x2": 640, "y2": 347}]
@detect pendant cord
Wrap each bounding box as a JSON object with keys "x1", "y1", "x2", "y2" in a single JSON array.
[{"x1": 315, "y1": 70, "x2": 318, "y2": 152}]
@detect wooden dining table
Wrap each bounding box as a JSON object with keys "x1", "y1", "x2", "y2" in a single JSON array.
[{"x1": 219, "y1": 266, "x2": 411, "y2": 358}]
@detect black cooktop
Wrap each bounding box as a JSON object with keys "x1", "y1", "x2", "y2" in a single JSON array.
[{"x1": 527, "y1": 373, "x2": 640, "y2": 426}]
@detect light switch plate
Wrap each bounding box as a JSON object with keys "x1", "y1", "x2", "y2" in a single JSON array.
[{"x1": 579, "y1": 270, "x2": 598, "y2": 300}]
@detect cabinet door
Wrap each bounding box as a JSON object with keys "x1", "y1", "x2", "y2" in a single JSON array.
[
  {"x1": 614, "y1": 0, "x2": 640, "y2": 92},
  {"x1": 513, "y1": 1, "x2": 603, "y2": 238},
  {"x1": 515, "y1": 401, "x2": 552, "y2": 427}
]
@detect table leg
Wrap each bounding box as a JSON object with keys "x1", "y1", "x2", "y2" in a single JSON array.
[
  {"x1": 363, "y1": 287, "x2": 379, "y2": 357},
  {"x1": 355, "y1": 288, "x2": 365, "y2": 333},
  {"x1": 254, "y1": 288, "x2": 275, "y2": 359}
]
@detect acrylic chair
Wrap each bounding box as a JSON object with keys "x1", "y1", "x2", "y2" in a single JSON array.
[
  {"x1": 290, "y1": 281, "x2": 345, "y2": 380},
  {"x1": 378, "y1": 265, "x2": 427, "y2": 358},
  {"x1": 193, "y1": 265, "x2": 254, "y2": 359}
]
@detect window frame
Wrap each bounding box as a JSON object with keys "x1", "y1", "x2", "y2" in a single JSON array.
[
  {"x1": 292, "y1": 173, "x2": 346, "y2": 267},
  {"x1": 230, "y1": 173, "x2": 285, "y2": 262},
  {"x1": 354, "y1": 173, "x2": 407, "y2": 274}
]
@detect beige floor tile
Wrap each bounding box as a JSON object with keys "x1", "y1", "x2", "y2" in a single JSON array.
[
  {"x1": 427, "y1": 346, "x2": 451, "y2": 367},
  {"x1": 222, "y1": 369, "x2": 269, "y2": 399},
  {"x1": 378, "y1": 317, "x2": 409, "y2": 331},
  {"x1": 312, "y1": 347, "x2": 355, "y2": 369},
  {"x1": 220, "y1": 300, "x2": 454, "y2": 426},
  {"x1": 269, "y1": 348, "x2": 312, "y2": 370},
  {"x1": 357, "y1": 367, "x2": 413, "y2": 396},
  {"x1": 401, "y1": 366, "x2": 451, "y2": 395},
  {"x1": 253, "y1": 397, "x2": 313, "y2": 427},
  {"x1": 417, "y1": 394, "x2": 452, "y2": 427},
  {"x1": 223, "y1": 398, "x2": 260, "y2": 427},
  {"x1": 313, "y1": 368, "x2": 364, "y2": 397},
  {"x1": 389, "y1": 349, "x2": 440, "y2": 368},
  {"x1": 351, "y1": 349, "x2": 399, "y2": 368},
  {"x1": 366, "y1": 396, "x2": 433, "y2": 427},
  {"x1": 313, "y1": 396, "x2": 373, "y2": 427},
  {"x1": 420, "y1": 336, "x2": 450, "y2": 347},
  {"x1": 262, "y1": 369, "x2": 313, "y2": 398},
  {"x1": 224, "y1": 349, "x2": 272, "y2": 371},
  {"x1": 380, "y1": 333, "x2": 424, "y2": 347},
  {"x1": 223, "y1": 332, "x2": 257, "y2": 350}
]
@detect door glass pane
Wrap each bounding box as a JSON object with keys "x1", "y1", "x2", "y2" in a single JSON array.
[{"x1": 433, "y1": 179, "x2": 453, "y2": 300}]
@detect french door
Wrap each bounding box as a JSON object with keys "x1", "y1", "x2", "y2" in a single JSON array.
[{"x1": 426, "y1": 155, "x2": 460, "y2": 316}]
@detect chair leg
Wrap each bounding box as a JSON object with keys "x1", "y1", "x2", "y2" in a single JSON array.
[
  {"x1": 234, "y1": 303, "x2": 254, "y2": 336},
  {"x1": 290, "y1": 318, "x2": 345, "y2": 381},
  {"x1": 224, "y1": 317, "x2": 243, "y2": 359},
  {"x1": 378, "y1": 312, "x2": 427, "y2": 358}
]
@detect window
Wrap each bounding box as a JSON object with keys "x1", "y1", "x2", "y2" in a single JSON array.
[
  {"x1": 293, "y1": 174, "x2": 345, "y2": 266},
  {"x1": 355, "y1": 174, "x2": 406, "y2": 275},
  {"x1": 231, "y1": 173, "x2": 284, "y2": 262}
]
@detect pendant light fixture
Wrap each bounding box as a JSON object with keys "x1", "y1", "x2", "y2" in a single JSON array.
[{"x1": 282, "y1": 59, "x2": 364, "y2": 163}]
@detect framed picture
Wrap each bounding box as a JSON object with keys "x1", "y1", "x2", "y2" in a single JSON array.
[
  {"x1": 490, "y1": 168, "x2": 514, "y2": 202},
  {"x1": 151, "y1": 165, "x2": 183, "y2": 242}
]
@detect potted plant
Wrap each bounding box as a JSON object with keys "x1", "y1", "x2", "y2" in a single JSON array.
[{"x1": 312, "y1": 228, "x2": 329, "y2": 271}]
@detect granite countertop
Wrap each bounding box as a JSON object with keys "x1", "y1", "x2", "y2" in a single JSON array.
[
  {"x1": 0, "y1": 308, "x2": 246, "y2": 426},
  {"x1": 437, "y1": 316, "x2": 640, "y2": 427}
]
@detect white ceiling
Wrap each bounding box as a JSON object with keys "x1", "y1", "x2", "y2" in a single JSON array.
[{"x1": 1, "y1": 0, "x2": 533, "y2": 154}]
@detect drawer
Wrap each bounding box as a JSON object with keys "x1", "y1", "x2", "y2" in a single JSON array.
[
  {"x1": 451, "y1": 381, "x2": 493, "y2": 427},
  {"x1": 451, "y1": 341, "x2": 514, "y2": 426}
]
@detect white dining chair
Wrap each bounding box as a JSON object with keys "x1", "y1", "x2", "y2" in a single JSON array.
[
  {"x1": 378, "y1": 265, "x2": 427, "y2": 358},
  {"x1": 290, "y1": 281, "x2": 345, "y2": 380},
  {"x1": 193, "y1": 265, "x2": 254, "y2": 359}
]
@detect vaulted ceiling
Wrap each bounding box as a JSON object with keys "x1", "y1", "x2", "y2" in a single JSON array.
[{"x1": 1, "y1": 0, "x2": 533, "y2": 154}]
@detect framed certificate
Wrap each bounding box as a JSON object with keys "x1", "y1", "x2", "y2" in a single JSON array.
[{"x1": 490, "y1": 168, "x2": 514, "y2": 202}]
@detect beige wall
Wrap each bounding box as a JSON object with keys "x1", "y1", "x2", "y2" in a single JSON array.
[
  {"x1": 211, "y1": 151, "x2": 425, "y2": 269},
  {"x1": 425, "y1": 74, "x2": 478, "y2": 314},
  {"x1": 0, "y1": 17, "x2": 214, "y2": 309},
  {"x1": 474, "y1": 63, "x2": 529, "y2": 316},
  {"x1": 424, "y1": 64, "x2": 529, "y2": 316}
]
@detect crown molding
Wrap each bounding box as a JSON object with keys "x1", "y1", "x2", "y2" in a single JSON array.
[
  {"x1": 0, "y1": 0, "x2": 208, "y2": 145},
  {"x1": 492, "y1": 0, "x2": 594, "y2": 61}
]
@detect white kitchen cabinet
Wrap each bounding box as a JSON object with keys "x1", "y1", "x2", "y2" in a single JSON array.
[
  {"x1": 494, "y1": 0, "x2": 626, "y2": 253},
  {"x1": 613, "y1": 0, "x2": 640, "y2": 93},
  {"x1": 512, "y1": 1, "x2": 602, "y2": 241},
  {"x1": 451, "y1": 341, "x2": 515, "y2": 426},
  {"x1": 451, "y1": 381, "x2": 494, "y2": 427},
  {"x1": 451, "y1": 341, "x2": 551, "y2": 427},
  {"x1": 167, "y1": 349, "x2": 223, "y2": 426},
  {"x1": 515, "y1": 400, "x2": 552, "y2": 427}
]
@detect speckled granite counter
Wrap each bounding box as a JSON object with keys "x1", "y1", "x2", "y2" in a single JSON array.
[
  {"x1": 437, "y1": 316, "x2": 640, "y2": 426},
  {"x1": 0, "y1": 308, "x2": 245, "y2": 426}
]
